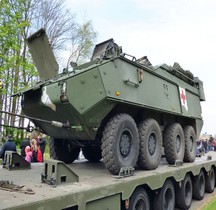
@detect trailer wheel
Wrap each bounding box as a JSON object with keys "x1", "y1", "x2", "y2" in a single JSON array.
[
  {"x1": 101, "y1": 113, "x2": 139, "y2": 175},
  {"x1": 49, "y1": 137, "x2": 80, "y2": 163},
  {"x1": 164, "y1": 123, "x2": 185, "y2": 165},
  {"x1": 184, "y1": 125, "x2": 196, "y2": 162},
  {"x1": 193, "y1": 170, "x2": 205, "y2": 200},
  {"x1": 137, "y1": 118, "x2": 162, "y2": 170},
  {"x1": 82, "y1": 146, "x2": 102, "y2": 162},
  {"x1": 205, "y1": 167, "x2": 215, "y2": 193},
  {"x1": 153, "y1": 179, "x2": 175, "y2": 210},
  {"x1": 128, "y1": 187, "x2": 150, "y2": 210},
  {"x1": 175, "y1": 174, "x2": 192, "y2": 209}
]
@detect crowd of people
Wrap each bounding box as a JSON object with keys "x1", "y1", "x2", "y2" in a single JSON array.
[
  {"x1": 0, "y1": 130, "x2": 46, "y2": 164},
  {"x1": 196, "y1": 137, "x2": 216, "y2": 155}
]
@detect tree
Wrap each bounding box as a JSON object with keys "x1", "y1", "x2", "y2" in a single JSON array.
[
  {"x1": 0, "y1": 0, "x2": 35, "y2": 138},
  {"x1": 66, "y1": 20, "x2": 97, "y2": 68},
  {"x1": 0, "y1": 0, "x2": 97, "y2": 140},
  {"x1": 30, "y1": 0, "x2": 97, "y2": 70}
]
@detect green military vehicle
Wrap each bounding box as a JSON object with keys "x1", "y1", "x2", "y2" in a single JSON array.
[
  {"x1": 1, "y1": 29, "x2": 214, "y2": 210},
  {"x1": 20, "y1": 29, "x2": 205, "y2": 175}
]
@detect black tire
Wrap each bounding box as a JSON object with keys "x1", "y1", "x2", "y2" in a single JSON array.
[
  {"x1": 153, "y1": 179, "x2": 175, "y2": 210},
  {"x1": 82, "y1": 146, "x2": 102, "y2": 162},
  {"x1": 192, "y1": 170, "x2": 205, "y2": 200},
  {"x1": 128, "y1": 187, "x2": 150, "y2": 210},
  {"x1": 137, "y1": 118, "x2": 162, "y2": 170},
  {"x1": 49, "y1": 137, "x2": 58, "y2": 159},
  {"x1": 205, "y1": 167, "x2": 215, "y2": 193},
  {"x1": 49, "y1": 137, "x2": 80, "y2": 163},
  {"x1": 164, "y1": 123, "x2": 185, "y2": 165},
  {"x1": 101, "y1": 113, "x2": 139, "y2": 175},
  {"x1": 184, "y1": 126, "x2": 196, "y2": 162},
  {"x1": 175, "y1": 174, "x2": 193, "y2": 210}
]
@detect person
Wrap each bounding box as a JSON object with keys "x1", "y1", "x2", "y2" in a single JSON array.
[
  {"x1": 25, "y1": 146, "x2": 32, "y2": 163},
  {"x1": 213, "y1": 139, "x2": 216, "y2": 151},
  {"x1": 202, "y1": 139, "x2": 208, "y2": 153},
  {"x1": 30, "y1": 139, "x2": 42, "y2": 162},
  {"x1": 20, "y1": 135, "x2": 31, "y2": 157},
  {"x1": 31, "y1": 130, "x2": 46, "y2": 161},
  {"x1": 0, "y1": 135, "x2": 17, "y2": 162}
]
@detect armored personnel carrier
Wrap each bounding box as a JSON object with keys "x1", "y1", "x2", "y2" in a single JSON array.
[{"x1": 21, "y1": 29, "x2": 205, "y2": 175}]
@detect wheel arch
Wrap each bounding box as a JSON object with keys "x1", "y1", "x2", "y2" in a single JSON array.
[{"x1": 121, "y1": 183, "x2": 153, "y2": 201}]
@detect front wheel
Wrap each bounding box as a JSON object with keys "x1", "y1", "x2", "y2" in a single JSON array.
[
  {"x1": 101, "y1": 113, "x2": 139, "y2": 175},
  {"x1": 49, "y1": 137, "x2": 80, "y2": 163}
]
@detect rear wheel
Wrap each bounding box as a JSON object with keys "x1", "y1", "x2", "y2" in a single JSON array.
[
  {"x1": 82, "y1": 145, "x2": 102, "y2": 162},
  {"x1": 101, "y1": 113, "x2": 139, "y2": 175},
  {"x1": 175, "y1": 174, "x2": 193, "y2": 209},
  {"x1": 184, "y1": 125, "x2": 196, "y2": 162},
  {"x1": 137, "y1": 118, "x2": 162, "y2": 170},
  {"x1": 128, "y1": 187, "x2": 150, "y2": 210},
  {"x1": 49, "y1": 137, "x2": 80, "y2": 163},
  {"x1": 164, "y1": 123, "x2": 185, "y2": 165},
  {"x1": 153, "y1": 179, "x2": 175, "y2": 210},
  {"x1": 193, "y1": 170, "x2": 205, "y2": 200}
]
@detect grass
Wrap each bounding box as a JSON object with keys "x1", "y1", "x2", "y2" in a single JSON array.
[
  {"x1": 200, "y1": 195, "x2": 216, "y2": 210},
  {"x1": 203, "y1": 201, "x2": 216, "y2": 210},
  {"x1": 44, "y1": 144, "x2": 50, "y2": 160}
]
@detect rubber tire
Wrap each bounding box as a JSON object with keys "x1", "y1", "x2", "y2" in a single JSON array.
[
  {"x1": 82, "y1": 146, "x2": 102, "y2": 162},
  {"x1": 128, "y1": 187, "x2": 150, "y2": 210},
  {"x1": 49, "y1": 137, "x2": 80, "y2": 163},
  {"x1": 184, "y1": 126, "x2": 196, "y2": 162},
  {"x1": 101, "y1": 113, "x2": 139, "y2": 175},
  {"x1": 137, "y1": 118, "x2": 162, "y2": 170},
  {"x1": 175, "y1": 174, "x2": 193, "y2": 210},
  {"x1": 153, "y1": 179, "x2": 175, "y2": 210},
  {"x1": 205, "y1": 167, "x2": 215, "y2": 193},
  {"x1": 164, "y1": 123, "x2": 185, "y2": 165},
  {"x1": 192, "y1": 170, "x2": 205, "y2": 200}
]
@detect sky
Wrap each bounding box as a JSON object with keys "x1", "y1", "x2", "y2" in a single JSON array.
[{"x1": 66, "y1": 0, "x2": 216, "y2": 135}]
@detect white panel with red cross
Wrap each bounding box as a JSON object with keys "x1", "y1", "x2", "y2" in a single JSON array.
[{"x1": 179, "y1": 87, "x2": 188, "y2": 111}]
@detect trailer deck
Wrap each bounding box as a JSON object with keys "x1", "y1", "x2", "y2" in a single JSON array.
[{"x1": 1, "y1": 152, "x2": 216, "y2": 210}]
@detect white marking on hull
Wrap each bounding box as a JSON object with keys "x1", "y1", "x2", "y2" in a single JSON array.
[{"x1": 41, "y1": 86, "x2": 56, "y2": 111}]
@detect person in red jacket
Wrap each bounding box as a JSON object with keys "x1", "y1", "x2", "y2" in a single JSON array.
[
  {"x1": 30, "y1": 139, "x2": 42, "y2": 162},
  {"x1": 31, "y1": 130, "x2": 46, "y2": 161}
]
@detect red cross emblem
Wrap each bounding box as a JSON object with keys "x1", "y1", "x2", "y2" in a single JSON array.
[
  {"x1": 180, "y1": 89, "x2": 186, "y2": 105},
  {"x1": 179, "y1": 87, "x2": 188, "y2": 111}
]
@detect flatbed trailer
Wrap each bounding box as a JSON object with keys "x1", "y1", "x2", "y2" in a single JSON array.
[{"x1": 1, "y1": 151, "x2": 216, "y2": 210}]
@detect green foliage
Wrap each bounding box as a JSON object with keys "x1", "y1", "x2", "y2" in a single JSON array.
[
  {"x1": 201, "y1": 196, "x2": 216, "y2": 210},
  {"x1": 0, "y1": 0, "x2": 37, "y2": 94},
  {"x1": 0, "y1": 0, "x2": 97, "y2": 137},
  {"x1": 76, "y1": 20, "x2": 97, "y2": 64}
]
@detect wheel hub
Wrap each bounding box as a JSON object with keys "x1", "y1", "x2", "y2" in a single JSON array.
[
  {"x1": 176, "y1": 135, "x2": 181, "y2": 153},
  {"x1": 189, "y1": 136, "x2": 193, "y2": 152},
  {"x1": 164, "y1": 188, "x2": 173, "y2": 209},
  {"x1": 135, "y1": 199, "x2": 146, "y2": 209},
  {"x1": 148, "y1": 133, "x2": 157, "y2": 155},
  {"x1": 119, "y1": 130, "x2": 132, "y2": 157}
]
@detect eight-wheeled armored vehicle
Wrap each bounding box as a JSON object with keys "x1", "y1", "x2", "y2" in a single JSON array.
[{"x1": 20, "y1": 29, "x2": 205, "y2": 175}]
